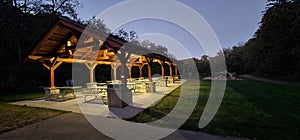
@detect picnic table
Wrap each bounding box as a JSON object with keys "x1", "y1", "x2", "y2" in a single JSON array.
[
  {"x1": 82, "y1": 85, "x2": 107, "y2": 102},
  {"x1": 56, "y1": 86, "x2": 82, "y2": 100},
  {"x1": 127, "y1": 82, "x2": 137, "y2": 93},
  {"x1": 44, "y1": 86, "x2": 82, "y2": 101}
]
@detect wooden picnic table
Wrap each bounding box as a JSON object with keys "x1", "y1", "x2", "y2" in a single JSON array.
[
  {"x1": 127, "y1": 82, "x2": 137, "y2": 92},
  {"x1": 82, "y1": 86, "x2": 107, "y2": 102},
  {"x1": 55, "y1": 86, "x2": 82, "y2": 100},
  {"x1": 44, "y1": 86, "x2": 82, "y2": 101}
]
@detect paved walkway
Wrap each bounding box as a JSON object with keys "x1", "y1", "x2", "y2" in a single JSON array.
[
  {"x1": 241, "y1": 75, "x2": 300, "y2": 87},
  {"x1": 0, "y1": 113, "x2": 243, "y2": 140}
]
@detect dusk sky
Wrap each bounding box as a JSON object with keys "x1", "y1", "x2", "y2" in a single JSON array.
[{"x1": 77, "y1": 0, "x2": 267, "y2": 59}]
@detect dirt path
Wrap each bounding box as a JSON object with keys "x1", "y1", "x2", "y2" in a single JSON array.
[{"x1": 240, "y1": 75, "x2": 300, "y2": 87}]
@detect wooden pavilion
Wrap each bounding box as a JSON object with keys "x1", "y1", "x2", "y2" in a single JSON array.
[{"x1": 23, "y1": 17, "x2": 179, "y2": 88}]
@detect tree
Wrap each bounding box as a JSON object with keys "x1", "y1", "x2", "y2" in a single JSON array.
[
  {"x1": 140, "y1": 40, "x2": 173, "y2": 58},
  {"x1": 141, "y1": 40, "x2": 155, "y2": 49},
  {"x1": 1, "y1": 0, "x2": 81, "y2": 20},
  {"x1": 255, "y1": 1, "x2": 300, "y2": 79},
  {"x1": 0, "y1": 0, "x2": 82, "y2": 90},
  {"x1": 116, "y1": 28, "x2": 138, "y2": 41},
  {"x1": 197, "y1": 55, "x2": 210, "y2": 77},
  {"x1": 242, "y1": 38, "x2": 258, "y2": 73},
  {"x1": 86, "y1": 16, "x2": 111, "y2": 34}
]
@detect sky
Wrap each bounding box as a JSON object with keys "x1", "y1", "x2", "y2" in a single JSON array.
[{"x1": 77, "y1": 0, "x2": 267, "y2": 59}]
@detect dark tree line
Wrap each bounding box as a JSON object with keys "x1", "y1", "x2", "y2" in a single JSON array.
[
  {"x1": 188, "y1": 0, "x2": 300, "y2": 80},
  {"x1": 253, "y1": 0, "x2": 300, "y2": 80},
  {"x1": 0, "y1": 1, "x2": 81, "y2": 90}
]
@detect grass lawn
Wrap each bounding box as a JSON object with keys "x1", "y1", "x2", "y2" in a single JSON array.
[
  {"x1": 0, "y1": 91, "x2": 67, "y2": 134},
  {"x1": 128, "y1": 79, "x2": 300, "y2": 140}
]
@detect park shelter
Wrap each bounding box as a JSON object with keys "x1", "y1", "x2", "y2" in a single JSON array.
[{"x1": 23, "y1": 17, "x2": 179, "y2": 88}]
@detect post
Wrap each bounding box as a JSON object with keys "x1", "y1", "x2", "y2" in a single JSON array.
[
  {"x1": 147, "y1": 64, "x2": 152, "y2": 81},
  {"x1": 85, "y1": 62, "x2": 97, "y2": 83},
  {"x1": 161, "y1": 64, "x2": 165, "y2": 78},
  {"x1": 139, "y1": 64, "x2": 144, "y2": 78},
  {"x1": 159, "y1": 60, "x2": 165, "y2": 78},
  {"x1": 121, "y1": 64, "x2": 126, "y2": 85},
  {"x1": 113, "y1": 67, "x2": 117, "y2": 80},
  {"x1": 42, "y1": 60, "x2": 62, "y2": 88},
  {"x1": 145, "y1": 57, "x2": 154, "y2": 82},
  {"x1": 89, "y1": 69, "x2": 94, "y2": 83},
  {"x1": 127, "y1": 65, "x2": 132, "y2": 79},
  {"x1": 169, "y1": 64, "x2": 173, "y2": 77},
  {"x1": 50, "y1": 68, "x2": 55, "y2": 88},
  {"x1": 115, "y1": 50, "x2": 131, "y2": 86},
  {"x1": 110, "y1": 62, "x2": 120, "y2": 81}
]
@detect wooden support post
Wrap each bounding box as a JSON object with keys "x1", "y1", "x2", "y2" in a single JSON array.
[
  {"x1": 161, "y1": 64, "x2": 165, "y2": 78},
  {"x1": 110, "y1": 62, "x2": 120, "y2": 81},
  {"x1": 85, "y1": 62, "x2": 97, "y2": 83},
  {"x1": 139, "y1": 64, "x2": 144, "y2": 78},
  {"x1": 170, "y1": 66, "x2": 173, "y2": 77},
  {"x1": 127, "y1": 64, "x2": 132, "y2": 79},
  {"x1": 147, "y1": 64, "x2": 151, "y2": 80},
  {"x1": 50, "y1": 68, "x2": 55, "y2": 87},
  {"x1": 113, "y1": 67, "x2": 117, "y2": 80},
  {"x1": 158, "y1": 60, "x2": 165, "y2": 78},
  {"x1": 115, "y1": 50, "x2": 131, "y2": 86},
  {"x1": 41, "y1": 60, "x2": 62, "y2": 88},
  {"x1": 168, "y1": 63, "x2": 173, "y2": 77},
  {"x1": 175, "y1": 66, "x2": 178, "y2": 77},
  {"x1": 145, "y1": 57, "x2": 154, "y2": 82},
  {"x1": 89, "y1": 69, "x2": 94, "y2": 83}
]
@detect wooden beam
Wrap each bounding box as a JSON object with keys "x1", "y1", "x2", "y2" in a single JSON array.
[
  {"x1": 49, "y1": 33, "x2": 73, "y2": 57},
  {"x1": 52, "y1": 61, "x2": 62, "y2": 70},
  {"x1": 42, "y1": 63, "x2": 50, "y2": 70},
  {"x1": 80, "y1": 47, "x2": 93, "y2": 59},
  {"x1": 29, "y1": 23, "x2": 61, "y2": 56}
]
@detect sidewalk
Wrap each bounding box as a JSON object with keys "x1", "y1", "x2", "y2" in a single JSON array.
[
  {"x1": 0, "y1": 113, "x2": 244, "y2": 140},
  {"x1": 240, "y1": 75, "x2": 300, "y2": 87}
]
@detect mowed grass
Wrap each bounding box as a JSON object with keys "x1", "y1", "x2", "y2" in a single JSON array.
[
  {"x1": 129, "y1": 79, "x2": 300, "y2": 140},
  {"x1": 0, "y1": 91, "x2": 67, "y2": 134}
]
